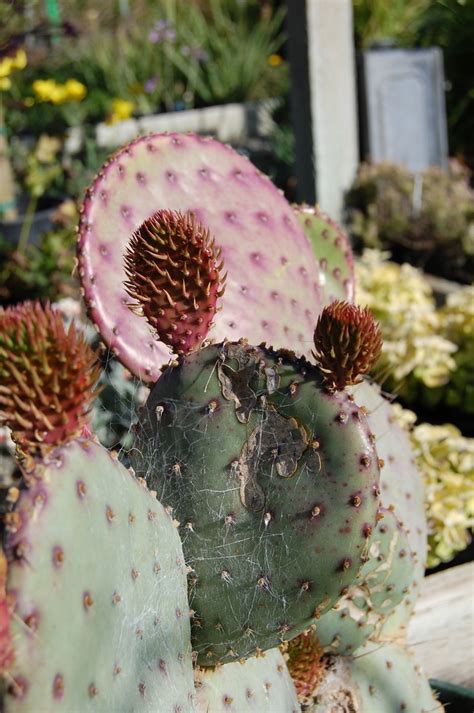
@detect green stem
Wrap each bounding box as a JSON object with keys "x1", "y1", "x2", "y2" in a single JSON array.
[{"x1": 17, "y1": 195, "x2": 38, "y2": 253}]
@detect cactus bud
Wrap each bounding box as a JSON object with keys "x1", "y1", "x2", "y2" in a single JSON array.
[
  {"x1": 123, "y1": 209, "x2": 225, "y2": 355},
  {"x1": 285, "y1": 629, "x2": 325, "y2": 701},
  {"x1": 313, "y1": 301, "x2": 382, "y2": 390},
  {"x1": 0, "y1": 302, "x2": 101, "y2": 457}
]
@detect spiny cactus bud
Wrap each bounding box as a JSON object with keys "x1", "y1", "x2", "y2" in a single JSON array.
[
  {"x1": 285, "y1": 629, "x2": 325, "y2": 701},
  {"x1": 123, "y1": 209, "x2": 225, "y2": 355},
  {"x1": 313, "y1": 300, "x2": 382, "y2": 390},
  {"x1": 0, "y1": 301, "x2": 101, "y2": 457}
]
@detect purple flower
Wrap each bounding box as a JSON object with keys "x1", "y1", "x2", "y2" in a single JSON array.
[
  {"x1": 181, "y1": 45, "x2": 208, "y2": 63},
  {"x1": 144, "y1": 76, "x2": 160, "y2": 94},
  {"x1": 149, "y1": 19, "x2": 176, "y2": 44}
]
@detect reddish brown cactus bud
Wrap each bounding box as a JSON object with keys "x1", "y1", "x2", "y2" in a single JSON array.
[
  {"x1": 123, "y1": 209, "x2": 225, "y2": 355},
  {"x1": 0, "y1": 302, "x2": 101, "y2": 457},
  {"x1": 313, "y1": 300, "x2": 382, "y2": 390},
  {"x1": 285, "y1": 630, "x2": 325, "y2": 701}
]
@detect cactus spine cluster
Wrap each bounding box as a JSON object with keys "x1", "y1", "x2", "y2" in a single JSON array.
[{"x1": 1, "y1": 133, "x2": 442, "y2": 712}]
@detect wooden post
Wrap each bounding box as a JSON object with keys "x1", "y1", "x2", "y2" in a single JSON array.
[{"x1": 286, "y1": 0, "x2": 359, "y2": 222}]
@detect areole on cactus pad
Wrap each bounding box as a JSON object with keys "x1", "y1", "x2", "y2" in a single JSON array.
[{"x1": 77, "y1": 132, "x2": 325, "y2": 381}]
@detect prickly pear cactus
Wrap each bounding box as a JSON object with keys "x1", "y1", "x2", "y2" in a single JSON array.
[
  {"x1": 295, "y1": 206, "x2": 354, "y2": 303},
  {"x1": 305, "y1": 641, "x2": 443, "y2": 712},
  {"x1": 134, "y1": 340, "x2": 380, "y2": 665},
  {"x1": 194, "y1": 649, "x2": 300, "y2": 713},
  {"x1": 3, "y1": 439, "x2": 195, "y2": 713},
  {"x1": 314, "y1": 508, "x2": 416, "y2": 655},
  {"x1": 78, "y1": 133, "x2": 324, "y2": 381},
  {"x1": 351, "y1": 381, "x2": 427, "y2": 639}
]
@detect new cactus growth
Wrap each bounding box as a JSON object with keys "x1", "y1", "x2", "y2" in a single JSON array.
[
  {"x1": 123, "y1": 209, "x2": 225, "y2": 354},
  {"x1": 313, "y1": 301, "x2": 382, "y2": 391},
  {"x1": 0, "y1": 302, "x2": 101, "y2": 458}
]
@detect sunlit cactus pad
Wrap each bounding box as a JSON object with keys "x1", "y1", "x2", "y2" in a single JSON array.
[
  {"x1": 3, "y1": 440, "x2": 194, "y2": 713},
  {"x1": 295, "y1": 205, "x2": 354, "y2": 303},
  {"x1": 314, "y1": 508, "x2": 416, "y2": 655},
  {"x1": 194, "y1": 649, "x2": 299, "y2": 713},
  {"x1": 351, "y1": 381, "x2": 427, "y2": 639},
  {"x1": 78, "y1": 132, "x2": 324, "y2": 381}
]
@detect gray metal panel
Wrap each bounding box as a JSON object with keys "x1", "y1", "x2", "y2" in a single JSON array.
[{"x1": 361, "y1": 48, "x2": 448, "y2": 171}]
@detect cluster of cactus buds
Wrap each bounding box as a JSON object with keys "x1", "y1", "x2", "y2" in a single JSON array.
[{"x1": 0, "y1": 133, "x2": 441, "y2": 712}]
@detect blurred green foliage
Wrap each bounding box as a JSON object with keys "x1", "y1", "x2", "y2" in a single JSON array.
[{"x1": 3, "y1": 0, "x2": 287, "y2": 136}]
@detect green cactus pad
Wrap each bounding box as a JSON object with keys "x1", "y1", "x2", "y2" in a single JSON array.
[
  {"x1": 194, "y1": 649, "x2": 299, "y2": 713},
  {"x1": 295, "y1": 206, "x2": 354, "y2": 303},
  {"x1": 3, "y1": 439, "x2": 194, "y2": 713},
  {"x1": 134, "y1": 341, "x2": 380, "y2": 665},
  {"x1": 314, "y1": 508, "x2": 415, "y2": 655},
  {"x1": 351, "y1": 381, "x2": 427, "y2": 640},
  {"x1": 307, "y1": 641, "x2": 443, "y2": 712}
]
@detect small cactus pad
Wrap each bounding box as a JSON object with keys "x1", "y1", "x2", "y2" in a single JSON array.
[
  {"x1": 306, "y1": 641, "x2": 443, "y2": 712},
  {"x1": 313, "y1": 508, "x2": 416, "y2": 655},
  {"x1": 133, "y1": 341, "x2": 380, "y2": 665},
  {"x1": 0, "y1": 302, "x2": 100, "y2": 457},
  {"x1": 194, "y1": 649, "x2": 299, "y2": 713},
  {"x1": 295, "y1": 205, "x2": 354, "y2": 302},
  {"x1": 351, "y1": 381, "x2": 427, "y2": 639},
  {"x1": 3, "y1": 440, "x2": 194, "y2": 713},
  {"x1": 123, "y1": 209, "x2": 225, "y2": 354},
  {"x1": 78, "y1": 133, "x2": 323, "y2": 381},
  {"x1": 313, "y1": 301, "x2": 382, "y2": 390}
]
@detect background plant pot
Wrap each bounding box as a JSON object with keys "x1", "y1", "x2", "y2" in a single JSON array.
[{"x1": 0, "y1": 194, "x2": 63, "y2": 247}]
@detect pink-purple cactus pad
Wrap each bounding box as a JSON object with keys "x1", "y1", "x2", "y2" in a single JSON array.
[{"x1": 78, "y1": 133, "x2": 323, "y2": 382}]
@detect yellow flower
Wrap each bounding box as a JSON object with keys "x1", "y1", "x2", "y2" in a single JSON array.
[
  {"x1": 0, "y1": 57, "x2": 14, "y2": 79},
  {"x1": 64, "y1": 78, "x2": 87, "y2": 101},
  {"x1": 0, "y1": 49, "x2": 27, "y2": 79},
  {"x1": 32, "y1": 78, "x2": 58, "y2": 102},
  {"x1": 0, "y1": 77, "x2": 11, "y2": 91},
  {"x1": 11, "y1": 48, "x2": 27, "y2": 71},
  {"x1": 107, "y1": 98, "x2": 135, "y2": 124},
  {"x1": 32, "y1": 78, "x2": 87, "y2": 104},
  {"x1": 268, "y1": 53, "x2": 283, "y2": 67}
]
